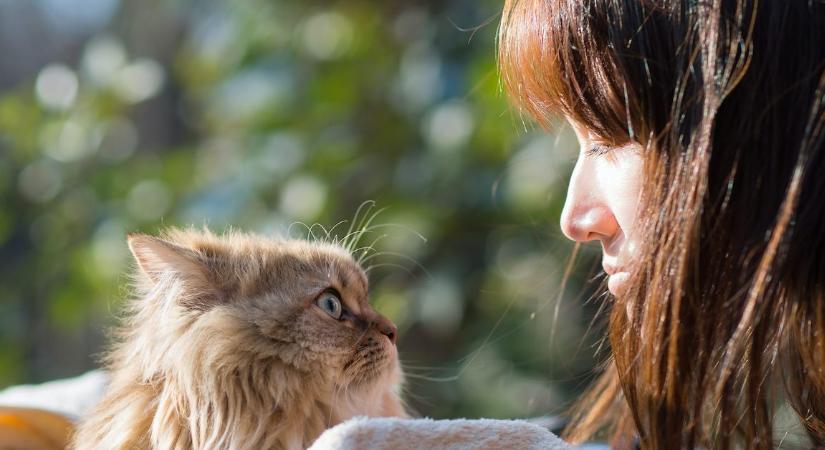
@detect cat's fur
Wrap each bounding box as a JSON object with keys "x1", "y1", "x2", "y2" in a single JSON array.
[{"x1": 72, "y1": 228, "x2": 405, "y2": 450}]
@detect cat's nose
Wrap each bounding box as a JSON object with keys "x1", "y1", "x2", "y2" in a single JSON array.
[{"x1": 373, "y1": 315, "x2": 397, "y2": 345}]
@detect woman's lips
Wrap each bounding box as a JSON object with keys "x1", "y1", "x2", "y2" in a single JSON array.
[
  {"x1": 602, "y1": 263, "x2": 619, "y2": 276},
  {"x1": 603, "y1": 263, "x2": 629, "y2": 295},
  {"x1": 607, "y1": 271, "x2": 630, "y2": 295}
]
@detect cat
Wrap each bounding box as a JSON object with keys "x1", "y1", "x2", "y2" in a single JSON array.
[{"x1": 72, "y1": 228, "x2": 406, "y2": 450}]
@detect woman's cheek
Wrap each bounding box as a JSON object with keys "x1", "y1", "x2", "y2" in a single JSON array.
[{"x1": 595, "y1": 148, "x2": 644, "y2": 254}]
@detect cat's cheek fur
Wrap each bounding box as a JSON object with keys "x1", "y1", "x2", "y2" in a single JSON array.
[{"x1": 326, "y1": 359, "x2": 406, "y2": 422}]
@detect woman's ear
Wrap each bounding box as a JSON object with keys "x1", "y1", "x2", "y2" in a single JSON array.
[{"x1": 127, "y1": 233, "x2": 210, "y2": 290}]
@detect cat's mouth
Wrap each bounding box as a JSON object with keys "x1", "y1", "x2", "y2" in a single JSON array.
[{"x1": 341, "y1": 335, "x2": 395, "y2": 386}]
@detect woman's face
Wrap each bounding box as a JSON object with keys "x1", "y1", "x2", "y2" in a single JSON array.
[{"x1": 560, "y1": 120, "x2": 643, "y2": 296}]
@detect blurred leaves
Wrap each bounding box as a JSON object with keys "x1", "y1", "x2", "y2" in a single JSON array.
[{"x1": 0, "y1": 0, "x2": 604, "y2": 420}]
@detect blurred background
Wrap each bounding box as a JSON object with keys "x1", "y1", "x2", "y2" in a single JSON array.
[{"x1": 0, "y1": 0, "x2": 607, "y2": 421}]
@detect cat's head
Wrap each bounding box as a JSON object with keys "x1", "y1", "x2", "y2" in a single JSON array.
[{"x1": 125, "y1": 228, "x2": 401, "y2": 393}]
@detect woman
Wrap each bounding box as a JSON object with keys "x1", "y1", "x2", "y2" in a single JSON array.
[{"x1": 499, "y1": 0, "x2": 825, "y2": 448}]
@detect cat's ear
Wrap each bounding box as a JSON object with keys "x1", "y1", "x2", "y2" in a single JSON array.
[{"x1": 127, "y1": 233, "x2": 210, "y2": 288}]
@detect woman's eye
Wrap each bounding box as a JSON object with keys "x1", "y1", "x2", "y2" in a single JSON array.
[
  {"x1": 585, "y1": 144, "x2": 611, "y2": 157},
  {"x1": 315, "y1": 292, "x2": 343, "y2": 319}
]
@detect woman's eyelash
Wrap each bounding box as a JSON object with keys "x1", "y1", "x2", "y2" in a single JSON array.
[{"x1": 585, "y1": 144, "x2": 611, "y2": 157}]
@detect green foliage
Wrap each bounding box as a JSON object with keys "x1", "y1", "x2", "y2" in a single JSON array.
[{"x1": 0, "y1": 0, "x2": 603, "y2": 420}]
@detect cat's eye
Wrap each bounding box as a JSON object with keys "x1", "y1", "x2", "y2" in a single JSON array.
[{"x1": 315, "y1": 291, "x2": 343, "y2": 320}]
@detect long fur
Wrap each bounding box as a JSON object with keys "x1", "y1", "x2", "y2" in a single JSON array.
[{"x1": 72, "y1": 228, "x2": 405, "y2": 450}]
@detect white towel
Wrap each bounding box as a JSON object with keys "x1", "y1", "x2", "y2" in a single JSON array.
[{"x1": 308, "y1": 416, "x2": 572, "y2": 450}]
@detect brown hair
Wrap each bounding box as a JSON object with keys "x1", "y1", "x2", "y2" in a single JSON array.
[{"x1": 499, "y1": 1, "x2": 825, "y2": 448}]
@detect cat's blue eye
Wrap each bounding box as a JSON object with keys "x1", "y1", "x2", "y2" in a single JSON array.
[{"x1": 315, "y1": 292, "x2": 343, "y2": 319}]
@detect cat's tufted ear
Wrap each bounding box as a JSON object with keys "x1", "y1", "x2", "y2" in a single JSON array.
[{"x1": 127, "y1": 233, "x2": 210, "y2": 288}]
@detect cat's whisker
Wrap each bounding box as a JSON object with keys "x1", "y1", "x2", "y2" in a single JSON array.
[
  {"x1": 327, "y1": 358, "x2": 358, "y2": 427},
  {"x1": 346, "y1": 221, "x2": 428, "y2": 262},
  {"x1": 443, "y1": 295, "x2": 520, "y2": 380},
  {"x1": 329, "y1": 358, "x2": 368, "y2": 427},
  {"x1": 339, "y1": 229, "x2": 366, "y2": 253},
  {"x1": 343, "y1": 201, "x2": 377, "y2": 252},
  {"x1": 342, "y1": 214, "x2": 360, "y2": 251},
  {"x1": 287, "y1": 221, "x2": 316, "y2": 241},
  {"x1": 351, "y1": 223, "x2": 428, "y2": 245},
  {"x1": 307, "y1": 222, "x2": 328, "y2": 242},
  {"x1": 356, "y1": 234, "x2": 389, "y2": 264},
  {"x1": 397, "y1": 385, "x2": 437, "y2": 410},
  {"x1": 398, "y1": 362, "x2": 457, "y2": 372},
  {"x1": 353, "y1": 203, "x2": 383, "y2": 233},
  {"x1": 364, "y1": 263, "x2": 417, "y2": 277},
  {"x1": 349, "y1": 244, "x2": 377, "y2": 257},
  {"x1": 325, "y1": 220, "x2": 349, "y2": 244},
  {"x1": 359, "y1": 251, "x2": 430, "y2": 278},
  {"x1": 340, "y1": 226, "x2": 379, "y2": 254},
  {"x1": 328, "y1": 381, "x2": 345, "y2": 428},
  {"x1": 410, "y1": 289, "x2": 590, "y2": 387},
  {"x1": 401, "y1": 372, "x2": 460, "y2": 382},
  {"x1": 309, "y1": 222, "x2": 333, "y2": 242},
  {"x1": 347, "y1": 205, "x2": 388, "y2": 253},
  {"x1": 351, "y1": 327, "x2": 372, "y2": 350},
  {"x1": 338, "y1": 204, "x2": 430, "y2": 270}
]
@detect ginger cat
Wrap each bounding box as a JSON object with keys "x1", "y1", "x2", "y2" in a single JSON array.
[{"x1": 72, "y1": 228, "x2": 405, "y2": 450}]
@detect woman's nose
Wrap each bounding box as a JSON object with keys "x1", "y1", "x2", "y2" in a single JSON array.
[{"x1": 559, "y1": 159, "x2": 619, "y2": 243}]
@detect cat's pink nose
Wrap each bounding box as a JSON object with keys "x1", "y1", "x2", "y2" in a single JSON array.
[{"x1": 374, "y1": 315, "x2": 397, "y2": 345}]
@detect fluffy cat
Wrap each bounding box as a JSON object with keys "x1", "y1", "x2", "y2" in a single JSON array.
[{"x1": 72, "y1": 228, "x2": 406, "y2": 450}]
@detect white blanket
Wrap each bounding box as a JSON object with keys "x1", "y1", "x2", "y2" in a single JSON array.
[{"x1": 308, "y1": 416, "x2": 572, "y2": 450}]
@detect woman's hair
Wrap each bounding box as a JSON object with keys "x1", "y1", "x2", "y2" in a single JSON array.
[{"x1": 499, "y1": 1, "x2": 825, "y2": 448}]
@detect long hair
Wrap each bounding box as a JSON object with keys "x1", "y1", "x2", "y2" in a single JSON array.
[{"x1": 499, "y1": 1, "x2": 825, "y2": 448}]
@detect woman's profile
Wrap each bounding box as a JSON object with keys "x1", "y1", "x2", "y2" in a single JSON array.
[{"x1": 499, "y1": 0, "x2": 825, "y2": 448}]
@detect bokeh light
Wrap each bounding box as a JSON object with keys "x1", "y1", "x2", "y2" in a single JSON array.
[
  {"x1": 35, "y1": 64, "x2": 79, "y2": 111},
  {"x1": 0, "y1": 0, "x2": 604, "y2": 425}
]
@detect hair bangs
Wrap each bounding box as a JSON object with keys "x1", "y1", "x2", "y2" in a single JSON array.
[{"x1": 498, "y1": 0, "x2": 642, "y2": 145}]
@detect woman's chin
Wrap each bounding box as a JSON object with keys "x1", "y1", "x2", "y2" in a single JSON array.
[{"x1": 607, "y1": 272, "x2": 630, "y2": 296}]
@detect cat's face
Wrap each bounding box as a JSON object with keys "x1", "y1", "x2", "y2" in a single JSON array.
[{"x1": 127, "y1": 229, "x2": 400, "y2": 392}]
